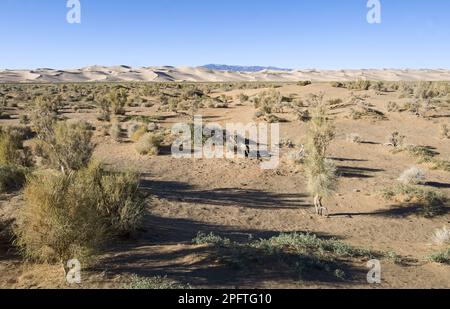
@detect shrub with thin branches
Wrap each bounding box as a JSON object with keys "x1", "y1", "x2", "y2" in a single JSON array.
[
  {"x1": 304, "y1": 94, "x2": 337, "y2": 216},
  {"x1": 135, "y1": 133, "x2": 163, "y2": 156},
  {"x1": 34, "y1": 121, "x2": 94, "y2": 174},
  {"x1": 14, "y1": 162, "x2": 145, "y2": 264}
]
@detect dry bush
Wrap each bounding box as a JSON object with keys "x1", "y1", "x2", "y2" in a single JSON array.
[
  {"x1": 109, "y1": 121, "x2": 122, "y2": 142},
  {"x1": 350, "y1": 105, "x2": 386, "y2": 120},
  {"x1": 345, "y1": 80, "x2": 372, "y2": 91},
  {"x1": 432, "y1": 226, "x2": 450, "y2": 246},
  {"x1": 304, "y1": 95, "x2": 337, "y2": 216},
  {"x1": 386, "y1": 132, "x2": 405, "y2": 148},
  {"x1": 0, "y1": 126, "x2": 32, "y2": 167},
  {"x1": 298, "y1": 81, "x2": 312, "y2": 86},
  {"x1": 387, "y1": 101, "x2": 400, "y2": 112},
  {"x1": 97, "y1": 96, "x2": 111, "y2": 122},
  {"x1": 82, "y1": 163, "x2": 145, "y2": 235},
  {"x1": 238, "y1": 93, "x2": 249, "y2": 103},
  {"x1": 15, "y1": 169, "x2": 107, "y2": 264},
  {"x1": 397, "y1": 167, "x2": 426, "y2": 185},
  {"x1": 331, "y1": 82, "x2": 345, "y2": 88},
  {"x1": 14, "y1": 162, "x2": 145, "y2": 264},
  {"x1": 135, "y1": 133, "x2": 163, "y2": 155},
  {"x1": 128, "y1": 123, "x2": 147, "y2": 142},
  {"x1": 30, "y1": 96, "x2": 62, "y2": 141},
  {"x1": 35, "y1": 121, "x2": 94, "y2": 173},
  {"x1": 347, "y1": 133, "x2": 362, "y2": 144},
  {"x1": 370, "y1": 81, "x2": 386, "y2": 92},
  {"x1": 107, "y1": 88, "x2": 128, "y2": 115}
]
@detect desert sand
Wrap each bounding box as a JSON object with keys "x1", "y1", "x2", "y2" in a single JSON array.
[{"x1": 1, "y1": 66, "x2": 450, "y2": 83}]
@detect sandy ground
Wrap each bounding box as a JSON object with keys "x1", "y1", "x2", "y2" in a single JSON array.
[{"x1": 0, "y1": 82, "x2": 449, "y2": 289}]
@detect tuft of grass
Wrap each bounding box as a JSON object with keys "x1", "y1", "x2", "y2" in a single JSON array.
[
  {"x1": 428, "y1": 248, "x2": 450, "y2": 264},
  {"x1": 125, "y1": 275, "x2": 191, "y2": 289},
  {"x1": 193, "y1": 232, "x2": 231, "y2": 247},
  {"x1": 382, "y1": 184, "x2": 446, "y2": 217}
]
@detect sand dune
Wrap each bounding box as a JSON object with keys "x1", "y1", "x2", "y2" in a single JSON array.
[{"x1": 1, "y1": 66, "x2": 450, "y2": 83}]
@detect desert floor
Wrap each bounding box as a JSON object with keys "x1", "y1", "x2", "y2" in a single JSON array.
[{"x1": 1, "y1": 82, "x2": 449, "y2": 289}]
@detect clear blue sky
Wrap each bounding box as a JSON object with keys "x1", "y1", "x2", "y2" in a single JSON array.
[{"x1": 1, "y1": 0, "x2": 449, "y2": 69}]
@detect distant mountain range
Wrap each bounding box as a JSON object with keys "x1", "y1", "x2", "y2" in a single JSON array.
[{"x1": 202, "y1": 64, "x2": 292, "y2": 72}]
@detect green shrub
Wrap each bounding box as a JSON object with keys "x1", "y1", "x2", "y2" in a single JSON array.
[
  {"x1": 428, "y1": 248, "x2": 450, "y2": 264},
  {"x1": 382, "y1": 184, "x2": 446, "y2": 217},
  {"x1": 193, "y1": 231, "x2": 231, "y2": 247}
]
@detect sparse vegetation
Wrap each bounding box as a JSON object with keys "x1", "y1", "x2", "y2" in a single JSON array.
[
  {"x1": 193, "y1": 232, "x2": 376, "y2": 281},
  {"x1": 428, "y1": 248, "x2": 450, "y2": 264},
  {"x1": 382, "y1": 184, "x2": 446, "y2": 217},
  {"x1": 125, "y1": 275, "x2": 191, "y2": 289}
]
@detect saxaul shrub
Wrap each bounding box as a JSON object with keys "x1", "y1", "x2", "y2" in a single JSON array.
[
  {"x1": 109, "y1": 120, "x2": 122, "y2": 142},
  {"x1": 97, "y1": 96, "x2": 111, "y2": 122},
  {"x1": 15, "y1": 168, "x2": 107, "y2": 264},
  {"x1": 304, "y1": 94, "x2": 337, "y2": 216},
  {"x1": 238, "y1": 93, "x2": 249, "y2": 103},
  {"x1": 128, "y1": 123, "x2": 147, "y2": 142},
  {"x1": 34, "y1": 121, "x2": 94, "y2": 174},
  {"x1": 107, "y1": 88, "x2": 128, "y2": 116},
  {"x1": 135, "y1": 133, "x2": 164, "y2": 156},
  {"x1": 0, "y1": 126, "x2": 32, "y2": 167},
  {"x1": 30, "y1": 95, "x2": 63, "y2": 141},
  {"x1": 14, "y1": 162, "x2": 145, "y2": 264}
]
